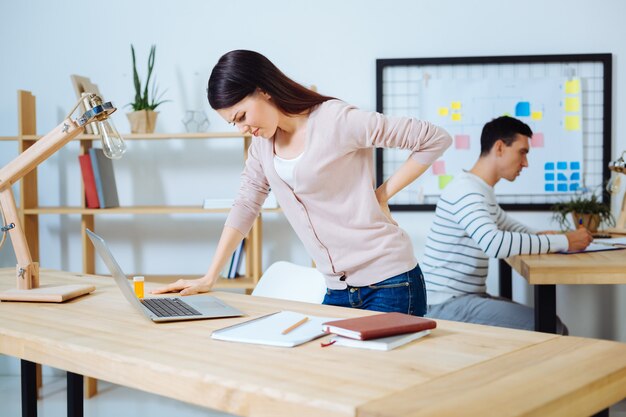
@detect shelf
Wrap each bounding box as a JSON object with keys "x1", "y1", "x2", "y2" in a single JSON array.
[
  {"x1": 10, "y1": 90, "x2": 264, "y2": 399},
  {"x1": 23, "y1": 206, "x2": 282, "y2": 215},
  {"x1": 13, "y1": 132, "x2": 251, "y2": 141}
]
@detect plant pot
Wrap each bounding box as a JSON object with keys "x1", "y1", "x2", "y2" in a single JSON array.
[
  {"x1": 571, "y1": 212, "x2": 600, "y2": 232},
  {"x1": 126, "y1": 110, "x2": 158, "y2": 133}
]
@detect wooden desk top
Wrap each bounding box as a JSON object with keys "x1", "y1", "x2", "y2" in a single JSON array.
[
  {"x1": 507, "y1": 248, "x2": 626, "y2": 285},
  {"x1": 1, "y1": 269, "x2": 625, "y2": 417}
]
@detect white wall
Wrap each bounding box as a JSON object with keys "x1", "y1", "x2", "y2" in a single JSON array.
[{"x1": 0, "y1": 0, "x2": 624, "y2": 350}]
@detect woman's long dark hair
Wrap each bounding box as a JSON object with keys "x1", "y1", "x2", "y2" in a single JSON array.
[{"x1": 207, "y1": 50, "x2": 334, "y2": 114}]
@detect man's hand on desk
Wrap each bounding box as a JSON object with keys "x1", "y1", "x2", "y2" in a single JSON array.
[
  {"x1": 565, "y1": 227, "x2": 594, "y2": 251},
  {"x1": 151, "y1": 276, "x2": 215, "y2": 296}
]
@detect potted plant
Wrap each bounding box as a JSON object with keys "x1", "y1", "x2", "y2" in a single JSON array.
[
  {"x1": 126, "y1": 44, "x2": 169, "y2": 133},
  {"x1": 552, "y1": 190, "x2": 615, "y2": 233}
]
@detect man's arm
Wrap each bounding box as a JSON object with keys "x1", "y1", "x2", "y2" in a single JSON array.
[
  {"x1": 448, "y1": 193, "x2": 571, "y2": 257},
  {"x1": 494, "y1": 207, "x2": 531, "y2": 233},
  {"x1": 493, "y1": 205, "x2": 592, "y2": 252}
]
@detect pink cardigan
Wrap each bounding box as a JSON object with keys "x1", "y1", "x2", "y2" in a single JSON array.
[{"x1": 225, "y1": 100, "x2": 452, "y2": 289}]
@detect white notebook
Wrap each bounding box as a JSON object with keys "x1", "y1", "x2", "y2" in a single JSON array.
[
  {"x1": 330, "y1": 330, "x2": 431, "y2": 351},
  {"x1": 211, "y1": 311, "x2": 337, "y2": 347}
]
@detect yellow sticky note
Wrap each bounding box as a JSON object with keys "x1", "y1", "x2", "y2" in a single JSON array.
[
  {"x1": 565, "y1": 79, "x2": 580, "y2": 94},
  {"x1": 531, "y1": 111, "x2": 543, "y2": 120},
  {"x1": 438, "y1": 107, "x2": 449, "y2": 116},
  {"x1": 439, "y1": 175, "x2": 454, "y2": 190},
  {"x1": 451, "y1": 113, "x2": 462, "y2": 121},
  {"x1": 564, "y1": 97, "x2": 580, "y2": 112},
  {"x1": 565, "y1": 115, "x2": 580, "y2": 131},
  {"x1": 451, "y1": 101, "x2": 461, "y2": 110}
]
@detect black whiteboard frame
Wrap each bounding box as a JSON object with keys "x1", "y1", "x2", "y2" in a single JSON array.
[{"x1": 375, "y1": 53, "x2": 612, "y2": 211}]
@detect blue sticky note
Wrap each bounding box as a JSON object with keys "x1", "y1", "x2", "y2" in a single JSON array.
[
  {"x1": 570, "y1": 161, "x2": 581, "y2": 170},
  {"x1": 545, "y1": 162, "x2": 555, "y2": 170},
  {"x1": 545, "y1": 173, "x2": 555, "y2": 181},
  {"x1": 570, "y1": 183, "x2": 579, "y2": 191},
  {"x1": 557, "y1": 173, "x2": 568, "y2": 181},
  {"x1": 557, "y1": 162, "x2": 568, "y2": 170},
  {"x1": 570, "y1": 172, "x2": 580, "y2": 180},
  {"x1": 515, "y1": 102, "x2": 531, "y2": 117},
  {"x1": 545, "y1": 184, "x2": 555, "y2": 192},
  {"x1": 557, "y1": 183, "x2": 568, "y2": 192}
]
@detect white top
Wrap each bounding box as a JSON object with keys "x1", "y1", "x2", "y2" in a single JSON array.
[
  {"x1": 422, "y1": 171, "x2": 569, "y2": 305},
  {"x1": 273, "y1": 152, "x2": 303, "y2": 189}
]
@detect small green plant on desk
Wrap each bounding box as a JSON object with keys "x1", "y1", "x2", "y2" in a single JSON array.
[{"x1": 552, "y1": 190, "x2": 615, "y2": 233}]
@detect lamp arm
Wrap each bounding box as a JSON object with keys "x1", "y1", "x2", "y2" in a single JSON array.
[
  {"x1": 0, "y1": 187, "x2": 38, "y2": 289},
  {"x1": 0, "y1": 119, "x2": 82, "y2": 190},
  {"x1": 0, "y1": 118, "x2": 84, "y2": 290}
]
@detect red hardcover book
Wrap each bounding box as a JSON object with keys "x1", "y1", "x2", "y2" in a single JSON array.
[
  {"x1": 322, "y1": 312, "x2": 437, "y2": 340},
  {"x1": 78, "y1": 154, "x2": 100, "y2": 208}
]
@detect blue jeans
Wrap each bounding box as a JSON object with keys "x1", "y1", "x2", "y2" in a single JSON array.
[{"x1": 322, "y1": 264, "x2": 426, "y2": 316}]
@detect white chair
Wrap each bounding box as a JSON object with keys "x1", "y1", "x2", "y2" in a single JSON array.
[{"x1": 252, "y1": 261, "x2": 327, "y2": 303}]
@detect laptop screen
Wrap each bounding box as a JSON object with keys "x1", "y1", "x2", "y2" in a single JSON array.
[{"x1": 86, "y1": 229, "x2": 147, "y2": 314}]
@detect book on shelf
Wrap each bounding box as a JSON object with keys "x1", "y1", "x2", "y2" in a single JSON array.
[
  {"x1": 78, "y1": 154, "x2": 100, "y2": 208},
  {"x1": 228, "y1": 240, "x2": 245, "y2": 278},
  {"x1": 203, "y1": 190, "x2": 279, "y2": 210},
  {"x1": 89, "y1": 148, "x2": 119, "y2": 208},
  {"x1": 329, "y1": 330, "x2": 431, "y2": 351},
  {"x1": 322, "y1": 312, "x2": 437, "y2": 340},
  {"x1": 203, "y1": 198, "x2": 235, "y2": 209}
]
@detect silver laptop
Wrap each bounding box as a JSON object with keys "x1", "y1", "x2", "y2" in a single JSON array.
[{"x1": 86, "y1": 229, "x2": 244, "y2": 323}]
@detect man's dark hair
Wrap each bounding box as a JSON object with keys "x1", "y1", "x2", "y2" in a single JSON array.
[{"x1": 479, "y1": 116, "x2": 533, "y2": 156}]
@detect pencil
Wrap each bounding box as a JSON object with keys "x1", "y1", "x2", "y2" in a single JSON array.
[{"x1": 281, "y1": 316, "x2": 309, "y2": 335}]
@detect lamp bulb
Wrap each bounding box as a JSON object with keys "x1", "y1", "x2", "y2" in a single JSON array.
[{"x1": 97, "y1": 119, "x2": 127, "y2": 159}]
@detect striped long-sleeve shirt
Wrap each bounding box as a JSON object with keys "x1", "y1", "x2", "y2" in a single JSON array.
[{"x1": 422, "y1": 171, "x2": 568, "y2": 305}]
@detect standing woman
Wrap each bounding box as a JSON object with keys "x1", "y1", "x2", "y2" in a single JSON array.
[{"x1": 153, "y1": 50, "x2": 452, "y2": 316}]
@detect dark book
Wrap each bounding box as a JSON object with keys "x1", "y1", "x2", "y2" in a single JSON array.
[
  {"x1": 226, "y1": 251, "x2": 235, "y2": 279},
  {"x1": 89, "y1": 148, "x2": 119, "y2": 208},
  {"x1": 229, "y1": 240, "x2": 245, "y2": 278},
  {"x1": 78, "y1": 154, "x2": 100, "y2": 208},
  {"x1": 322, "y1": 312, "x2": 437, "y2": 340}
]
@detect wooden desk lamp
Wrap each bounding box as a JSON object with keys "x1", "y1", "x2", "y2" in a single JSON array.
[
  {"x1": 606, "y1": 150, "x2": 626, "y2": 234},
  {"x1": 0, "y1": 92, "x2": 126, "y2": 302}
]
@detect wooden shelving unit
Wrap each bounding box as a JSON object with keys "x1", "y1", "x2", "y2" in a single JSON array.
[
  {"x1": 7, "y1": 90, "x2": 270, "y2": 292},
  {"x1": 4, "y1": 90, "x2": 281, "y2": 399}
]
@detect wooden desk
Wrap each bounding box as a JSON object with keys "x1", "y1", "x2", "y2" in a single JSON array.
[
  {"x1": 1, "y1": 269, "x2": 626, "y2": 417},
  {"x1": 503, "y1": 249, "x2": 626, "y2": 333}
]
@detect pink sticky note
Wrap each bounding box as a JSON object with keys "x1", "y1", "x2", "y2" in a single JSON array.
[
  {"x1": 531, "y1": 132, "x2": 544, "y2": 148},
  {"x1": 455, "y1": 134, "x2": 470, "y2": 150},
  {"x1": 432, "y1": 160, "x2": 446, "y2": 175}
]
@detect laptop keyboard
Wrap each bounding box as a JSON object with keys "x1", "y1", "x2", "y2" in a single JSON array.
[{"x1": 141, "y1": 298, "x2": 202, "y2": 317}]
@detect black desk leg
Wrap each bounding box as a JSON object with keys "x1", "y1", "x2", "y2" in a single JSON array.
[
  {"x1": 534, "y1": 285, "x2": 557, "y2": 333},
  {"x1": 592, "y1": 409, "x2": 609, "y2": 417},
  {"x1": 21, "y1": 360, "x2": 37, "y2": 417},
  {"x1": 499, "y1": 259, "x2": 512, "y2": 300},
  {"x1": 67, "y1": 372, "x2": 84, "y2": 417}
]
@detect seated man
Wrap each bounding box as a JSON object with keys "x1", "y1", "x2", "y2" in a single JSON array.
[{"x1": 422, "y1": 116, "x2": 592, "y2": 334}]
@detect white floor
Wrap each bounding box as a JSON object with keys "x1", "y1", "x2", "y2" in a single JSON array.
[
  {"x1": 0, "y1": 375, "x2": 234, "y2": 417},
  {"x1": 1, "y1": 373, "x2": 625, "y2": 417}
]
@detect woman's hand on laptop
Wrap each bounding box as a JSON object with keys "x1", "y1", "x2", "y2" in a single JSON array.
[{"x1": 151, "y1": 275, "x2": 215, "y2": 296}]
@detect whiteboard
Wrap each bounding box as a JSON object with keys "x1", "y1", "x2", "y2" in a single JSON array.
[{"x1": 376, "y1": 54, "x2": 612, "y2": 211}]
